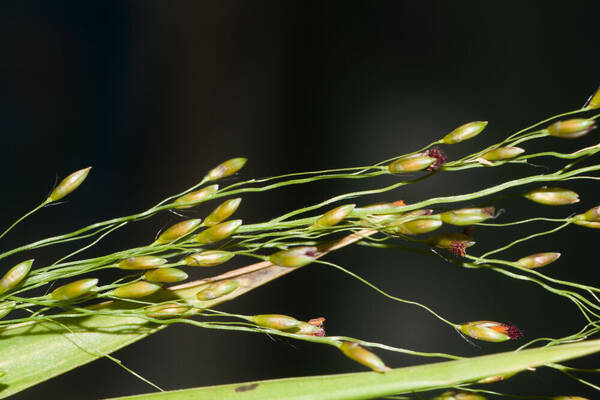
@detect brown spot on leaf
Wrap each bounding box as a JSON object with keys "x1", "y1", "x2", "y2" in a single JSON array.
[{"x1": 234, "y1": 383, "x2": 259, "y2": 392}]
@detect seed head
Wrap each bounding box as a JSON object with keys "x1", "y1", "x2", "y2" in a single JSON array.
[
  {"x1": 388, "y1": 218, "x2": 442, "y2": 235},
  {"x1": 204, "y1": 198, "x2": 242, "y2": 226},
  {"x1": 294, "y1": 321, "x2": 326, "y2": 336},
  {"x1": 144, "y1": 268, "x2": 188, "y2": 283},
  {"x1": 184, "y1": 250, "x2": 235, "y2": 267},
  {"x1": 442, "y1": 121, "x2": 487, "y2": 144},
  {"x1": 481, "y1": 146, "x2": 525, "y2": 161},
  {"x1": 48, "y1": 167, "x2": 91, "y2": 202},
  {"x1": 113, "y1": 281, "x2": 162, "y2": 299},
  {"x1": 459, "y1": 320, "x2": 522, "y2": 342},
  {"x1": 249, "y1": 314, "x2": 325, "y2": 336},
  {"x1": 154, "y1": 219, "x2": 202, "y2": 244},
  {"x1": 388, "y1": 154, "x2": 436, "y2": 173},
  {"x1": 440, "y1": 207, "x2": 495, "y2": 226},
  {"x1": 196, "y1": 279, "x2": 239, "y2": 301},
  {"x1": 51, "y1": 278, "x2": 99, "y2": 300},
  {"x1": 144, "y1": 303, "x2": 190, "y2": 319},
  {"x1": 0, "y1": 259, "x2": 33, "y2": 295},
  {"x1": 311, "y1": 204, "x2": 355, "y2": 229},
  {"x1": 118, "y1": 256, "x2": 167, "y2": 270},
  {"x1": 547, "y1": 119, "x2": 596, "y2": 139},
  {"x1": 573, "y1": 219, "x2": 600, "y2": 229},
  {"x1": 206, "y1": 157, "x2": 247, "y2": 181},
  {"x1": 173, "y1": 184, "x2": 219, "y2": 209},
  {"x1": 586, "y1": 85, "x2": 600, "y2": 109},
  {"x1": 269, "y1": 246, "x2": 317, "y2": 268},
  {"x1": 516, "y1": 252, "x2": 560, "y2": 269},
  {"x1": 339, "y1": 342, "x2": 390, "y2": 373},
  {"x1": 581, "y1": 205, "x2": 600, "y2": 221},
  {"x1": 524, "y1": 187, "x2": 579, "y2": 206},
  {"x1": 194, "y1": 219, "x2": 242, "y2": 245},
  {"x1": 250, "y1": 314, "x2": 302, "y2": 330}
]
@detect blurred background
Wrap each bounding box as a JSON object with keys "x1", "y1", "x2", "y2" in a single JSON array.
[{"x1": 1, "y1": 1, "x2": 599, "y2": 399}]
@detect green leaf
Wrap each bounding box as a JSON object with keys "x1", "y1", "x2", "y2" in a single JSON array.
[{"x1": 105, "y1": 339, "x2": 600, "y2": 400}]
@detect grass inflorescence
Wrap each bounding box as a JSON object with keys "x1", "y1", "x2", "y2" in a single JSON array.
[{"x1": 2, "y1": 88, "x2": 600, "y2": 399}]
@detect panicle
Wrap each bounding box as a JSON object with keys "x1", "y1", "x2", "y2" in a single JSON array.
[
  {"x1": 118, "y1": 256, "x2": 167, "y2": 270},
  {"x1": 459, "y1": 320, "x2": 522, "y2": 342},
  {"x1": 205, "y1": 158, "x2": 247, "y2": 181},
  {"x1": 113, "y1": 281, "x2": 162, "y2": 298},
  {"x1": 173, "y1": 184, "x2": 219, "y2": 209},
  {"x1": 269, "y1": 246, "x2": 318, "y2": 268},
  {"x1": 204, "y1": 198, "x2": 242, "y2": 226},
  {"x1": 47, "y1": 167, "x2": 91, "y2": 202},
  {"x1": 184, "y1": 250, "x2": 235, "y2": 267},
  {"x1": 339, "y1": 342, "x2": 390, "y2": 373},
  {"x1": 144, "y1": 303, "x2": 190, "y2": 319},
  {"x1": 196, "y1": 280, "x2": 239, "y2": 301},
  {"x1": 144, "y1": 268, "x2": 188, "y2": 283},
  {"x1": 524, "y1": 187, "x2": 579, "y2": 205},
  {"x1": 481, "y1": 146, "x2": 525, "y2": 161},
  {"x1": 310, "y1": 204, "x2": 355, "y2": 229},
  {"x1": 51, "y1": 278, "x2": 99, "y2": 300},
  {"x1": 516, "y1": 252, "x2": 560, "y2": 269},
  {"x1": 154, "y1": 219, "x2": 202, "y2": 244},
  {"x1": 547, "y1": 119, "x2": 596, "y2": 139},
  {"x1": 388, "y1": 153, "x2": 436, "y2": 173},
  {"x1": 387, "y1": 218, "x2": 442, "y2": 235},
  {"x1": 442, "y1": 121, "x2": 487, "y2": 144},
  {"x1": 0, "y1": 259, "x2": 33, "y2": 295},
  {"x1": 440, "y1": 207, "x2": 495, "y2": 226}
]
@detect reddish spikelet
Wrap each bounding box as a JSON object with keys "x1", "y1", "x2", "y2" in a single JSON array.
[
  {"x1": 450, "y1": 241, "x2": 467, "y2": 257},
  {"x1": 393, "y1": 199, "x2": 406, "y2": 206},
  {"x1": 312, "y1": 328, "x2": 326, "y2": 337},
  {"x1": 426, "y1": 147, "x2": 447, "y2": 170},
  {"x1": 308, "y1": 317, "x2": 326, "y2": 327},
  {"x1": 488, "y1": 322, "x2": 523, "y2": 339},
  {"x1": 305, "y1": 249, "x2": 317, "y2": 258},
  {"x1": 460, "y1": 320, "x2": 523, "y2": 342},
  {"x1": 503, "y1": 323, "x2": 523, "y2": 340}
]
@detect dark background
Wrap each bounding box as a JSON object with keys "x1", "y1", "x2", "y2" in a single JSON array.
[{"x1": 1, "y1": 1, "x2": 599, "y2": 399}]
